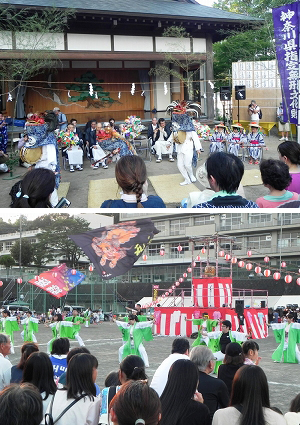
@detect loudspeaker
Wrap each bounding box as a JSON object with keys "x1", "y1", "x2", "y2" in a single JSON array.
[
  {"x1": 235, "y1": 300, "x2": 244, "y2": 315},
  {"x1": 235, "y1": 85, "x2": 246, "y2": 100},
  {"x1": 261, "y1": 301, "x2": 266, "y2": 308},
  {"x1": 220, "y1": 86, "x2": 231, "y2": 101}
]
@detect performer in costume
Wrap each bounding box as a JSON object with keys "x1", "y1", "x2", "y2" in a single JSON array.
[
  {"x1": 186, "y1": 312, "x2": 218, "y2": 347},
  {"x1": 246, "y1": 122, "x2": 265, "y2": 164},
  {"x1": 46, "y1": 313, "x2": 73, "y2": 353},
  {"x1": 21, "y1": 311, "x2": 38, "y2": 342},
  {"x1": 209, "y1": 123, "x2": 228, "y2": 154},
  {"x1": 57, "y1": 122, "x2": 83, "y2": 172},
  {"x1": 115, "y1": 314, "x2": 153, "y2": 367},
  {"x1": 64, "y1": 309, "x2": 85, "y2": 347},
  {"x1": 0, "y1": 310, "x2": 19, "y2": 354},
  {"x1": 97, "y1": 122, "x2": 136, "y2": 157},
  {"x1": 227, "y1": 123, "x2": 246, "y2": 157},
  {"x1": 271, "y1": 313, "x2": 300, "y2": 363}
]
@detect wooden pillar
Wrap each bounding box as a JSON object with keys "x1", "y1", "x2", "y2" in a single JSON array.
[{"x1": 206, "y1": 35, "x2": 214, "y2": 122}]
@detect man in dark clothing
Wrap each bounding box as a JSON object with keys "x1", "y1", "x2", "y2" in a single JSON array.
[
  {"x1": 190, "y1": 345, "x2": 229, "y2": 421},
  {"x1": 84, "y1": 119, "x2": 97, "y2": 157}
]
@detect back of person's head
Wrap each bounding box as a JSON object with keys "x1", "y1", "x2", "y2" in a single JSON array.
[
  {"x1": 224, "y1": 342, "x2": 244, "y2": 365},
  {"x1": 105, "y1": 371, "x2": 121, "y2": 387},
  {"x1": 287, "y1": 313, "x2": 294, "y2": 320},
  {"x1": 171, "y1": 337, "x2": 190, "y2": 354},
  {"x1": 290, "y1": 393, "x2": 300, "y2": 412},
  {"x1": 12, "y1": 168, "x2": 56, "y2": 208},
  {"x1": 190, "y1": 345, "x2": 215, "y2": 372},
  {"x1": 230, "y1": 365, "x2": 270, "y2": 425},
  {"x1": 242, "y1": 340, "x2": 259, "y2": 356},
  {"x1": 66, "y1": 353, "x2": 98, "y2": 400},
  {"x1": 160, "y1": 359, "x2": 199, "y2": 425},
  {"x1": 115, "y1": 155, "x2": 147, "y2": 206},
  {"x1": 17, "y1": 342, "x2": 39, "y2": 370},
  {"x1": 278, "y1": 141, "x2": 300, "y2": 165},
  {"x1": 222, "y1": 320, "x2": 232, "y2": 329},
  {"x1": 22, "y1": 352, "x2": 56, "y2": 399},
  {"x1": 0, "y1": 383, "x2": 43, "y2": 425},
  {"x1": 206, "y1": 152, "x2": 244, "y2": 193},
  {"x1": 120, "y1": 355, "x2": 147, "y2": 381},
  {"x1": 66, "y1": 346, "x2": 90, "y2": 364},
  {"x1": 260, "y1": 159, "x2": 292, "y2": 190},
  {"x1": 51, "y1": 337, "x2": 70, "y2": 355},
  {"x1": 110, "y1": 380, "x2": 161, "y2": 425}
]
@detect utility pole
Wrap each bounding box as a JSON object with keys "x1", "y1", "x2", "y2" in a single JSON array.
[{"x1": 19, "y1": 215, "x2": 22, "y2": 273}]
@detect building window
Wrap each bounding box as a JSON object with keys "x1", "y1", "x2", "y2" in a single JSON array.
[
  {"x1": 170, "y1": 218, "x2": 190, "y2": 236},
  {"x1": 30, "y1": 238, "x2": 37, "y2": 244},
  {"x1": 278, "y1": 213, "x2": 300, "y2": 226},
  {"x1": 154, "y1": 221, "x2": 166, "y2": 236},
  {"x1": 248, "y1": 234, "x2": 272, "y2": 250},
  {"x1": 170, "y1": 242, "x2": 189, "y2": 258},
  {"x1": 248, "y1": 213, "x2": 272, "y2": 225},
  {"x1": 148, "y1": 243, "x2": 161, "y2": 256},
  {"x1": 194, "y1": 215, "x2": 213, "y2": 226},
  {"x1": 278, "y1": 231, "x2": 300, "y2": 248},
  {"x1": 219, "y1": 213, "x2": 242, "y2": 230},
  {"x1": 5, "y1": 241, "x2": 14, "y2": 250},
  {"x1": 0, "y1": 243, "x2": 3, "y2": 252}
]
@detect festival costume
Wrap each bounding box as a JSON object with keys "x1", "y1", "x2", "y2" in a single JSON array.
[
  {"x1": 64, "y1": 316, "x2": 85, "y2": 346},
  {"x1": 97, "y1": 128, "x2": 136, "y2": 157},
  {"x1": 209, "y1": 130, "x2": 227, "y2": 154},
  {"x1": 154, "y1": 129, "x2": 174, "y2": 160},
  {"x1": 192, "y1": 318, "x2": 218, "y2": 347},
  {"x1": 0, "y1": 118, "x2": 9, "y2": 153},
  {"x1": 116, "y1": 320, "x2": 153, "y2": 367},
  {"x1": 0, "y1": 316, "x2": 19, "y2": 354},
  {"x1": 21, "y1": 316, "x2": 39, "y2": 342},
  {"x1": 271, "y1": 322, "x2": 300, "y2": 363},
  {"x1": 57, "y1": 130, "x2": 83, "y2": 170},
  {"x1": 246, "y1": 131, "x2": 264, "y2": 161},
  {"x1": 193, "y1": 191, "x2": 258, "y2": 208},
  {"x1": 227, "y1": 131, "x2": 245, "y2": 157},
  {"x1": 47, "y1": 320, "x2": 74, "y2": 353},
  {"x1": 49, "y1": 354, "x2": 68, "y2": 381}
]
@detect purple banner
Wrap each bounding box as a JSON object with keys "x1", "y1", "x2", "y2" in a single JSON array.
[{"x1": 272, "y1": 2, "x2": 299, "y2": 124}]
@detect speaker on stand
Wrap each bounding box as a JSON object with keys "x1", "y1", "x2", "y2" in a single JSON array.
[
  {"x1": 235, "y1": 300, "x2": 245, "y2": 331},
  {"x1": 235, "y1": 85, "x2": 246, "y2": 123}
]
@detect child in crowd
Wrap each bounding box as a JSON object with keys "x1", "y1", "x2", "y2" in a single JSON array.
[
  {"x1": 246, "y1": 122, "x2": 264, "y2": 164},
  {"x1": 209, "y1": 123, "x2": 227, "y2": 154},
  {"x1": 242, "y1": 340, "x2": 261, "y2": 365},
  {"x1": 227, "y1": 123, "x2": 246, "y2": 157}
]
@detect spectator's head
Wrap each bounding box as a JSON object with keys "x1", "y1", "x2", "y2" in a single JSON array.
[
  {"x1": 109, "y1": 118, "x2": 115, "y2": 126},
  {"x1": 259, "y1": 159, "x2": 292, "y2": 191},
  {"x1": 17, "y1": 342, "x2": 39, "y2": 370},
  {"x1": 119, "y1": 355, "x2": 147, "y2": 383},
  {"x1": 53, "y1": 107, "x2": 60, "y2": 115},
  {"x1": 51, "y1": 338, "x2": 70, "y2": 355},
  {"x1": 54, "y1": 313, "x2": 62, "y2": 322},
  {"x1": 0, "y1": 383, "x2": 43, "y2": 425},
  {"x1": 67, "y1": 123, "x2": 74, "y2": 132},
  {"x1": 115, "y1": 155, "x2": 147, "y2": 207},
  {"x1": 91, "y1": 120, "x2": 97, "y2": 130},
  {"x1": 70, "y1": 118, "x2": 77, "y2": 126},
  {"x1": 66, "y1": 353, "x2": 98, "y2": 399},
  {"x1": 287, "y1": 313, "x2": 294, "y2": 323},
  {"x1": 11, "y1": 168, "x2": 56, "y2": 208},
  {"x1": 290, "y1": 393, "x2": 300, "y2": 413},
  {"x1": 22, "y1": 352, "x2": 56, "y2": 399},
  {"x1": 242, "y1": 340, "x2": 259, "y2": 363},
  {"x1": 190, "y1": 345, "x2": 216, "y2": 373},
  {"x1": 278, "y1": 141, "x2": 300, "y2": 166},
  {"x1": 158, "y1": 118, "x2": 165, "y2": 127},
  {"x1": 171, "y1": 337, "x2": 190, "y2": 355},
  {"x1": 152, "y1": 117, "x2": 157, "y2": 125},
  {"x1": 222, "y1": 320, "x2": 232, "y2": 332},
  {"x1": 224, "y1": 342, "x2": 244, "y2": 365},
  {"x1": 96, "y1": 122, "x2": 102, "y2": 132},
  {"x1": 109, "y1": 380, "x2": 161, "y2": 425},
  {"x1": 26, "y1": 311, "x2": 32, "y2": 317},
  {"x1": 2, "y1": 309, "x2": 10, "y2": 317},
  {"x1": 66, "y1": 347, "x2": 90, "y2": 364},
  {"x1": 104, "y1": 371, "x2": 121, "y2": 387},
  {"x1": 0, "y1": 334, "x2": 11, "y2": 357},
  {"x1": 206, "y1": 152, "x2": 244, "y2": 194}
]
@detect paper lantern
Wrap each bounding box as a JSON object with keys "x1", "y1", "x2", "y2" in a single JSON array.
[
  {"x1": 218, "y1": 250, "x2": 225, "y2": 257},
  {"x1": 225, "y1": 254, "x2": 231, "y2": 261},
  {"x1": 177, "y1": 244, "x2": 183, "y2": 252},
  {"x1": 172, "y1": 285, "x2": 176, "y2": 289},
  {"x1": 160, "y1": 249, "x2": 165, "y2": 256},
  {"x1": 71, "y1": 269, "x2": 76, "y2": 275},
  {"x1": 296, "y1": 278, "x2": 300, "y2": 286},
  {"x1": 175, "y1": 281, "x2": 180, "y2": 286},
  {"x1": 196, "y1": 255, "x2": 201, "y2": 261},
  {"x1": 17, "y1": 278, "x2": 22, "y2": 284},
  {"x1": 246, "y1": 263, "x2": 253, "y2": 271},
  {"x1": 0, "y1": 281, "x2": 3, "y2": 287},
  {"x1": 264, "y1": 269, "x2": 271, "y2": 277},
  {"x1": 264, "y1": 256, "x2": 270, "y2": 262},
  {"x1": 285, "y1": 275, "x2": 293, "y2": 284},
  {"x1": 179, "y1": 277, "x2": 184, "y2": 283},
  {"x1": 89, "y1": 264, "x2": 94, "y2": 272},
  {"x1": 183, "y1": 273, "x2": 187, "y2": 278},
  {"x1": 247, "y1": 250, "x2": 252, "y2": 257},
  {"x1": 142, "y1": 254, "x2": 147, "y2": 261},
  {"x1": 168, "y1": 288, "x2": 173, "y2": 293},
  {"x1": 187, "y1": 267, "x2": 192, "y2": 273},
  {"x1": 238, "y1": 261, "x2": 245, "y2": 268},
  {"x1": 201, "y1": 248, "x2": 206, "y2": 254},
  {"x1": 162, "y1": 294, "x2": 165, "y2": 298},
  {"x1": 231, "y1": 257, "x2": 237, "y2": 264},
  {"x1": 192, "y1": 261, "x2": 197, "y2": 267},
  {"x1": 34, "y1": 275, "x2": 39, "y2": 281},
  {"x1": 165, "y1": 291, "x2": 169, "y2": 296},
  {"x1": 281, "y1": 261, "x2": 287, "y2": 268},
  {"x1": 273, "y1": 272, "x2": 281, "y2": 281},
  {"x1": 255, "y1": 266, "x2": 261, "y2": 274},
  {"x1": 298, "y1": 269, "x2": 300, "y2": 274}
]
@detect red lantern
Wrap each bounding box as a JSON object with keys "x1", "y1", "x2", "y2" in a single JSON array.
[
  {"x1": 142, "y1": 254, "x2": 147, "y2": 261},
  {"x1": 247, "y1": 250, "x2": 252, "y2": 257},
  {"x1": 172, "y1": 285, "x2": 176, "y2": 289},
  {"x1": 165, "y1": 291, "x2": 169, "y2": 296},
  {"x1": 162, "y1": 294, "x2": 165, "y2": 298},
  {"x1": 281, "y1": 261, "x2": 287, "y2": 268},
  {"x1": 179, "y1": 277, "x2": 184, "y2": 283},
  {"x1": 168, "y1": 288, "x2": 173, "y2": 293},
  {"x1": 17, "y1": 278, "x2": 22, "y2": 284},
  {"x1": 183, "y1": 273, "x2": 187, "y2": 278},
  {"x1": 0, "y1": 281, "x2": 3, "y2": 287},
  {"x1": 264, "y1": 269, "x2": 271, "y2": 277},
  {"x1": 160, "y1": 249, "x2": 165, "y2": 256},
  {"x1": 297, "y1": 278, "x2": 300, "y2": 286},
  {"x1": 175, "y1": 281, "x2": 180, "y2": 286},
  {"x1": 238, "y1": 261, "x2": 245, "y2": 268},
  {"x1": 264, "y1": 256, "x2": 270, "y2": 262},
  {"x1": 246, "y1": 263, "x2": 253, "y2": 271},
  {"x1": 34, "y1": 275, "x2": 39, "y2": 281},
  {"x1": 177, "y1": 244, "x2": 183, "y2": 252},
  {"x1": 196, "y1": 255, "x2": 201, "y2": 261},
  {"x1": 285, "y1": 275, "x2": 293, "y2": 284},
  {"x1": 201, "y1": 248, "x2": 206, "y2": 254},
  {"x1": 89, "y1": 264, "x2": 94, "y2": 272},
  {"x1": 187, "y1": 267, "x2": 192, "y2": 273},
  {"x1": 231, "y1": 257, "x2": 237, "y2": 264},
  {"x1": 225, "y1": 254, "x2": 231, "y2": 261},
  {"x1": 192, "y1": 261, "x2": 196, "y2": 267},
  {"x1": 71, "y1": 269, "x2": 76, "y2": 275},
  {"x1": 255, "y1": 266, "x2": 261, "y2": 274},
  {"x1": 219, "y1": 250, "x2": 225, "y2": 257},
  {"x1": 273, "y1": 272, "x2": 281, "y2": 281}
]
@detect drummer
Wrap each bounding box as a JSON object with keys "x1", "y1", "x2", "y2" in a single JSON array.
[{"x1": 58, "y1": 123, "x2": 84, "y2": 172}]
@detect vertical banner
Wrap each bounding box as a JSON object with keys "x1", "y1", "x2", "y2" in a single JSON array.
[{"x1": 272, "y1": 2, "x2": 299, "y2": 124}]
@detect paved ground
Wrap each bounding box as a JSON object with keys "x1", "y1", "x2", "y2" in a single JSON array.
[
  {"x1": 8, "y1": 321, "x2": 300, "y2": 414},
  {"x1": 0, "y1": 128, "x2": 291, "y2": 208}
]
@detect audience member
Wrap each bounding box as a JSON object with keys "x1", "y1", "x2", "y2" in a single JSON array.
[
  {"x1": 193, "y1": 152, "x2": 258, "y2": 208},
  {"x1": 49, "y1": 338, "x2": 70, "y2": 381},
  {"x1": 217, "y1": 342, "x2": 245, "y2": 395},
  {"x1": 53, "y1": 107, "x2": 67, "y2": 131},
  {"x1": 284, "y1": 393, "x2": 300, "y2": 425},
  {"x1": 101, "y1": 155, "x2": 166, "y2": 208},
  {"x1": 59, "y1": 123, "x2": 83, "y2": 172},
  {"x1": 148, "y1": 117, "x2": 158, "y2": 149},
  {"x1": 160, "y1": 359, "x2": 210, "y2": 425},
  {"x1": 0, "y1": 334, "x2": 12, "y2": 390},
  {"x1": 242, "y1": 340, "x2": 261, "y2": 365},
  {"x1": 70, "y1": 118, "x2": 83, "y2": 140},
  {"x1": 190, "y1": 345, "x2": 229, "y2": 420},
  {"x1": 247, "y1": 100, "x2": 260, "y2": 124},
  {"x1": 109, "y1": 118, "x2": 120, "y2": 133},
  {"x1": 10, "y1": 342, "x2": 39, "y2": 384},
  {"x1": 153, "y1": 118, "x2": 174, "y2": 163},
  {"x1": 104, "y1": 371, "x2": 121, "y2": 388},
  {"x1": 256, "y1": 159, "x2": 299, "y2": 207},
  {"x1": 58, "y1": 346, "x2": 92, "y2": 387},
  {"x1": 278, "y1": 140, "x2": 300, "y2": 193},
  {"x1": 85, "y1": 120, "x2": 97, "y2": 156},
  {"x1": 277, "y1": 102, "x2": 290, "y2": 141}
]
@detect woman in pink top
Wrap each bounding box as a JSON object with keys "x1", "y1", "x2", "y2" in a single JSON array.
[
  {"x1": 256, "y1": 159, "x2": 299, "y2": 208},
  {"x1": 278, "y1": 141, "x2": 300, "y2": 193}
]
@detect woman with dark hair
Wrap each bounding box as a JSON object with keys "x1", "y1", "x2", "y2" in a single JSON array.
[
  {"x1": 11, "y1": 168, "x2": 56, "y2": 208},
  {"x1": 22, "y1": 352, "x2": 57, "y2": 415},
  {"x1": 212, "y1": 365, "x2": 286, "y2": 425},
  {"x1": 256, "y1": 159, "x2": 299, "y2": 207},
  {"x1": 284, "y1": 393, "x2": 300, "y2": 425},
  {"x1": 109, "y1": 380, "x2": 161, "y2": 425},
  {"x1": 45, "y1": 353, "x2": 101, "y2": 425},
  {"x1": 160, "y1": 359, "x2": 210, "y2": 425},
  {"x1": 101, "y1": 155, "x2": 165, "y2": 208},
  {"x1": 217, "y1": 342, "x2": 245, "y2": 395},
  {"x1": 0, "y1": 383, "x2": 43, "y2": 425},
  {"x1": 10, "y1": 342, "x2": 39, "y2": 383},
  {"x1": 49, "y1": 338, "x2": 70, "y2": 381},
  {"x1": 278, "y1": 140, "x2": 300, "y2": 193},
  {"x1": 47, "y1": 313, "x2": 63, "y2": 353}
]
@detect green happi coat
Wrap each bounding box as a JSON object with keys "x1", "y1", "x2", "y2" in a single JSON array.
[
  {"x1": 271, "y1": 322, "x2": 300, "y2": 363},
  {"x1": 192, "y1": 318, "x2": 218, "y2": 347},
  {"x1": 0, "y1": 317, "x2": 19, "y2": 345},
  {"x1": 48, "y1": 320, "x2": 74, "y2": 352},
  {"x1": 21, "y1": 317, "x2": 39, "y2": 342},
  {"x1": 64, "y1": 316, "x2": 85, "y2": 339},
  {"x1": 116, "y1": 320, "x2": 153, "y2": 360}
]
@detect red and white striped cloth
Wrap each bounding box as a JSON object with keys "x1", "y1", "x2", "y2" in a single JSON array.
[{"x1": 193, "y1": 278, "x2": 232, "y2": 308}]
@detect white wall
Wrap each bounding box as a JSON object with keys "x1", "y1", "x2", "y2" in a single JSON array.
[
  {"x1": 114, "y1": 35, "x2": 153, "y2": 52},
  {"x1": 67, "y1": 34, "x2": 111, "y2": 51},
  {"x1": 15, "y1": 32, "x2": 64, "y2": 50}
]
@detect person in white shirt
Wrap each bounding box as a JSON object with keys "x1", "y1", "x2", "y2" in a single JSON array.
[
  {"x1": 247, "y1": 100, "x2": 260, "y2": 124},
  {"x1": 153, "y1": 118, "x2": 174, "y2": 163},
  {"x1": 0, "y1": 333, "x2": 12, "y2": 391}
]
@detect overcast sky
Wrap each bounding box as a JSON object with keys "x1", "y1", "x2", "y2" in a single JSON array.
[{"x1": 196, "y1": 0, "x2": 215, "y2": 7}]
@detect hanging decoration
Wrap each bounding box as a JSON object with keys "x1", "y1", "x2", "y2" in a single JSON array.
[
  {"x1": 89, "y1": 264, "x2": 94, "y2": 272},
  {"x1": 0, "y1": 281, "x2": 3, "y2": 287},
  {"x1": 196, "y1": 255, "x2": 201, "y2": 260},
  {"x1": 89, "y1": 83, "x2": 94, "y2": 97},
  {"x1": 142, "y1": 254, "x2": 148, "y2": 261},
  {"x1": 131, "y1": 83, "x2": 135, "y2": 95},
  {"x1": 273, "y1": 272, "x2": 281, "y2": 280},
  {"x1": 177, "y1": 244, "x2": 183, "y2": 252},
  {"x1": 231, "y1": 257, "x2": 237, "y2": 264},
  {"x1": 160, "y1": 249, "x2": 165, "y2": 256},
  {"x1": 225, "y1": 254, "x2": 231, "y2": 261},
  {"x1": 71, "y1": 269, "x2": 77, "y2": 275},
  {"x1": 183, "y1": 273, "x2": 187, "y2": 278},
  {"x1": 218, "y1": 250, "x2": 225, "y2": 257},
  {"x1": 247, "y1": 250, "x2": 252, "y2": 257},
  {"x1": 281, "y1": 261, "x2": 287, "y2": 268},
  {"x1": 187, "y1": 267, "x2": 192, "y2": 273},
  {"x1": 179, "y1": 277, "x2": 184, "y2": 283},
  {"x1": 201, "y1": 248, "x2": 206, "y2": 254},
  {"x1": 264, "y1": 269, "x2": 271, "y2": 277},
  {"x1": 264, "y1": 256, "x2": 270, "y2": 262},
  {"x1": 246, "y1": 263, "x2": 253, "y2": 271},
  {"x1": 175, "y1": 281, "x2": 180, "y2": 286},
  {"x1": 297, "y1": 278, "x2": 300, "y2": 286},
  {"x1": 17, "y1": 278, "x2": 22, "y2": 284},
  {"x1": 238, "y1": 261, "x2": 245, "y2": 268},
  {"x1": 255, "y1": 266, "x2": 261, "y2": 274},
  {"x1": 285, "y1": 275, "x2": 293, "y2": 283},
  {"x1": 164, "y1": 82, "x2": 168, "y2": 95}
]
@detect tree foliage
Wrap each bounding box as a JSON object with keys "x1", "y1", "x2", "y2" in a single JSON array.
[
  {"x1": 0, "y1": 254, "x2": 15, "y2": 268},
  {"x1": 10, "y1": 239, "x2": 34, "y2": 266}
]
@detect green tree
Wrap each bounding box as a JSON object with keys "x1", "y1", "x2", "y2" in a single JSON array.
[
  {"x1": 10, "y1": 239, "x2": 34, "y2": 266},
  {"x1": 0, "y1": 254, "x2": 15, "y2": 268}
]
